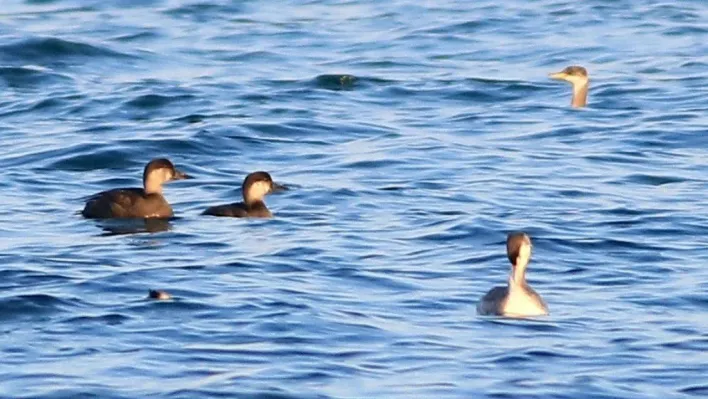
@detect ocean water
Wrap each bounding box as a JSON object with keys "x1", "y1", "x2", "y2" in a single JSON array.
[{"x1": 1, "y1": 0, "x2": 707, "y2": 397}]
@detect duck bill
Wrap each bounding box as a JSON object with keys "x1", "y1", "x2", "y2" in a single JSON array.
[
  {"x1": 271, "y1": 182, "x2": 288, "y2": 193},
  {"x1": 173, "y1": 170, "x2": 192, "y2": 180},
  {"x1": 548, "y1": 71, "x2": 567, "y2": 81}
]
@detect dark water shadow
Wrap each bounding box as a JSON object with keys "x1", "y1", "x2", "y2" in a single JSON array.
[{"x1": 90, "y1": 218, "x2": 173, "y2": 236}]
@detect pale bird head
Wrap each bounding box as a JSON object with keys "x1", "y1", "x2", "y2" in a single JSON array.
[
  {"x1": 142, "y1": 158, "x2": 191, "y2": 192},
  {"x1": 242, "y1": 171, "x2": 285, "y2": 203},
  {"x1": 549, "y1": 65, "x2": 589, "y2": 86}
]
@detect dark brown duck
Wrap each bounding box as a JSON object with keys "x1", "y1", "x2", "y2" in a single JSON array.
[
  {"x1": 202, "y1": 171, "x2": 282, "y2": 218},
  {"x1": 82, "y1": 158, "x2": 190, "y2": 219}
]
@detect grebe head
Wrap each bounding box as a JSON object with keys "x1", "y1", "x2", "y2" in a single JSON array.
[
  {"x1": 549, "y1": 65, "x2": 589, "y2": 108},
  {"x1": 143, "y1": 158, "x2": 191, "y2": 194},
  {"x1": 242, "y1": 171, "x2": 284, "y2": 205},
  {"x1": 507, "y1": 232, "x2": 532, "y2": 284},
  {"x1": 549, "y1": 65, "x2": 588, "y2": 85}
]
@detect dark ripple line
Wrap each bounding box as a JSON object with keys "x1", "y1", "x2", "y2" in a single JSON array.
[
  {"x1": 0, "y1": 36, "x2": 135, "y2": 64},
  {"x1": 0, "y1": 66, "x2": 74, "y2": 88},
  {"x1": 0, "y1": 294, "x2": 79, "y2": 320},
  {"x1": 123, "y1": 94, "x2": 197, "y2": 110}
]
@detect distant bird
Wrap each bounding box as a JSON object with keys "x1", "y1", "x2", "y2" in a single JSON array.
[
  {"x1": 477, "y1": 232, "x2": 549, "y2": 317},
  {"x1": 148, "y1": 290, "x2": 171, "y2": 300},
  {"x1": 202, "y1": 171, "x2": 284, "y2": 218},
  {"x1": 549, "y1": 65, "x2": 589, "y2": 108},
  {"x1": 82, "y1": 158, "x2": 190, "y2": 219}
]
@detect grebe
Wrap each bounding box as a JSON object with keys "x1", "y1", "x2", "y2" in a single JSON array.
[
  {"x1": 549, "y1": 65, "x2": 589, "y2": 108},
  {"x1": 477, "y1": 232, "x2": 549, "y2": 317}
]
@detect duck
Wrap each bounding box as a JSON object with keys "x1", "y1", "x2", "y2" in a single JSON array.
[
  {"x1": 202, "y1": 171, "x2": 283, "y2": 218},
  {"x1": 549, "y1": 65, "x2": 589, "y2": 108},
  {"x1": 477, "y1": 232, "x2": 549, "y2": 317},
  {"x1": 81, "y1": 158, "x2": 190, "y2": 219}
]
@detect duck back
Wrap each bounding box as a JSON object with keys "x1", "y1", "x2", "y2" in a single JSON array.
[
  {"x1": 202, "y1": 201, "x2": 271, "y2": 218},
  {"x1": 82, "y1": 188, "x2": 173, "y2": 219}
]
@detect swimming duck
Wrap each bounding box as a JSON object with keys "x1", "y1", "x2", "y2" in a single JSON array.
[
  {"x1": 549, "y1": 65, "x2": 589, "y2": 108},
  {"x1": 202, "y1": 171, "x2": 282, "y2": 218},
  {"x1": 477, "y1": 232, "x2": 549, "y2": 317},
  {"x1": 81, "y1": 158, "x2": 190, "y2": 219}
]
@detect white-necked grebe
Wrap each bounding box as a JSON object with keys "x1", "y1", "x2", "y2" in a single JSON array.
[
  {"x1": 549, "y1": 65, "x2": 589, "y2": 108},
  {"x1": 477, "y1": 232, "x2": 549, "y2": 317}
]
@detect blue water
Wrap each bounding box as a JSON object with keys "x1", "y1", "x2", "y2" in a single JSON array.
[{"x1": 1, "y1": 0, "x2": 707, "y2": 397}]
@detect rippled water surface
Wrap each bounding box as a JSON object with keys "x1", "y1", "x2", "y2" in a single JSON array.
[{"x1": 1, "y1": 0, "x2": 707, "y2": 397}]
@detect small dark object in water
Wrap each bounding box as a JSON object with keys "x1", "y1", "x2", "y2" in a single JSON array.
[{"x1": 148, "y1": 290, "x2": 171, "y2": 300}]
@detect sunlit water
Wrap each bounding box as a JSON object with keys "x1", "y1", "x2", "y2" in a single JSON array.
[{"x1": 1, "y1": 0, "x2": 707, "y2": 398}]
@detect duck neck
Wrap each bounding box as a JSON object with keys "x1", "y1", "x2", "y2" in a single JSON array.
[
  {"x1": 571, "y1": 81, "x2": 589, "y2": 108},
  {"x1": 243, "y1": 193, "x2": 264, "y2": 209},
  {"x1": 144, "y1": 179, "x2": 163, "y2": 195}
]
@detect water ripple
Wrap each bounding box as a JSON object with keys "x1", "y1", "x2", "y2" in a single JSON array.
[{"x1": 0, "y1": 36, "x2": 133, "y2": 65}]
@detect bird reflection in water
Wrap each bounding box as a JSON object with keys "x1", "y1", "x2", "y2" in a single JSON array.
[{"x1": 93, "y1": 218, "x2": 172, "y2": 236}]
